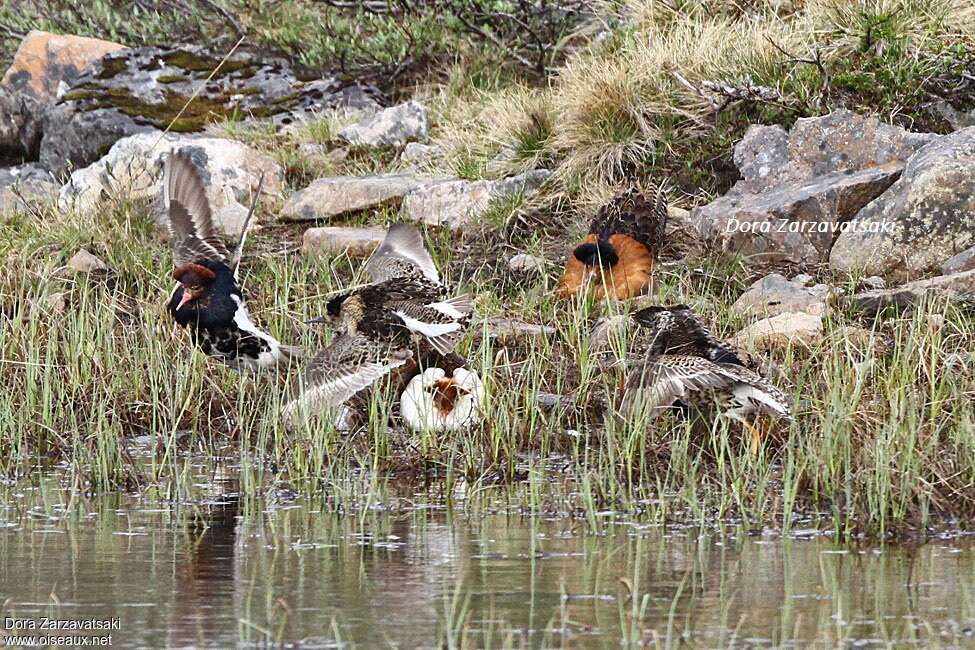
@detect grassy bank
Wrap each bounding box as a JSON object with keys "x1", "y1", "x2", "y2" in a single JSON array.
[
  {"x1": 1, "y1": 0, "x2": 974, "y2": 538},
  {"x1": 1, "y1": 191, "x2": 973, "y2": 538}
]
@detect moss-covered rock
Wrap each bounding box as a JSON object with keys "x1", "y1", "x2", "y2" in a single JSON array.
[{"x1": 39, "y1": 45, "x2": 379, "y2": 176}]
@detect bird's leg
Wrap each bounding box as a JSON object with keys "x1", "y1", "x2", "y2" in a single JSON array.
[{"x1": 744, "y1": 420, "x2": 764, "y2": 457}]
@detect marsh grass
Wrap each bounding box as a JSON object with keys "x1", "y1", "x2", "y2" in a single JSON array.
[{"x1": 1, "y1": 189, "x2": 972, "y2": 538}]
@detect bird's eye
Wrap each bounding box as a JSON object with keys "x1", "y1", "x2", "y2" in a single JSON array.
[{"x1": 189, "y1": 285, "x2": 202, "y2": 292}]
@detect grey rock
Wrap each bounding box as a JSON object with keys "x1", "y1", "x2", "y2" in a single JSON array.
[
  {"x1": 337, "y1": 101, "x2": 428, "y2": 148},
  {"x1": 67, "y1": 248, "x2": 107, "y2": 273},
  {"x1": 831, "y1": 127, "x2": 975, "y2": 279},
  {"x1": 943, "y1": 245, "x2": 975, "y2": 275},
  {"x1": 695, "y1": 110, "x2": 937, "y2": 263},
  {"x1": 0, "y1": 87, "x2": 43, "y2": 162},
  {"x1": 59, "y1": 132, "x2": 283, "y2": 236},
  {"x1": 732, "y1": 312, "x2": 824, "y2": 350},
  {"x1": 400, "y1": 142, "x2": 441, "y2": 165},
  {"x1": 0, "y1": 30, "x2": 125, "y2": 162},
  {"x1": 302, "y1": 226, "x2": 386, "y2": 257},
  {"x1": 849, "y1": 269, "x2": 975, "y2": 314},
  {"x1": 862, "y1": 276, "x2": 887, "y2": 290},
  {"x1": 401, "y1": 169, "x2": 550, "y2": 231},
  {"x1": 281, "y1": 173, "x2": 439, "y2": 221},
  {"x1": 731, "y1": 272, "x2": 836, "y2": 319},
  {"x1": 0, "y1": 163, "x2": 56, "y2": 212},
  {"x1": 38, "y1": 45, "x2": 372, "y2": 175},
  {"x1": 508, "y1": 253, "x2": 545, "y2": 274}
]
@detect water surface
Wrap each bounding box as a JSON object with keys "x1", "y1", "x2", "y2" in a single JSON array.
[{"x1": 1, "y1": 476, "x2": 973, "y2": 648}]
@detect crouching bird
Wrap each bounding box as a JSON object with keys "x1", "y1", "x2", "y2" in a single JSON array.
[
  {"x1": 163, "y1": 150, "x2": 300, "y2": 370},
  {"x1": 557, "y1": 183, "x2": 669, "y2": 301},
  {"x1": 620, "y1": 305, "x2": 791, "y2": 454},
  {"x1": 401, "y1": 366, "x2": 484, "y2": 433},
  {"x1": 283, "y1": 223, "x2": 473, "y2": 424}
]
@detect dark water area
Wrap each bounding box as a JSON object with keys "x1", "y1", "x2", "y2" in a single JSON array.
[{"x1": 1, "y1": 475, "x2": 973, "y2": 649}]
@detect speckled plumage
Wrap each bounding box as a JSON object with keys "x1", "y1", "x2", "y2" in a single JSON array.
[
  {"x1": 285, "y1": 223, "x2": 472, "y2": 422},
  {"x1": 622, "y1": 305, "x2": 791, "y2": 446}
]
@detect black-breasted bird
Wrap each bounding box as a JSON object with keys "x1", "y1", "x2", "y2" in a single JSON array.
[
  {"x1": 620, "y1": 305, "x2": 791, "y2": 453},
  {"x1": 163, "y1": 150, "x2": 299, "y2": 370},
  {"x1": 558, "y1": 184, "x2": 669, "y2": 301},
  {"x1": 283, "y1": 223, "x2": 472, "y2": 422}
]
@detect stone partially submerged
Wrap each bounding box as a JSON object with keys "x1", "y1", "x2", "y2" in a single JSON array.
[
  {"x1": 59, "y1": 132, "x2": 283, "y2": 235},
  {"x1": 694, "y1": 110, "x2": 937, "y2": 264}
]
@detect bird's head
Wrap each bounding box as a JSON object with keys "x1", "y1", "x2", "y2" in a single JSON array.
[
  {"x1": 632, "y1": 304, "x2": 693, "y2": 352},
  {"x1": 173, "y1": 263, "x2": 217, "y2": 312}
]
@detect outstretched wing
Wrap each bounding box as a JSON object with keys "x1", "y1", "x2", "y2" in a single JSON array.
[
  {"x1": 163, "y1": 150, "x2": 230, "y2": 266},
  {"x1": 366, "y1": 223, "x2": 440, "y2": 284},
  {"x1": 621, "y1": 355, "x2": 737, "y2": 417},
  {"x1": 282, "y1": 333, "x2": 411, "y2": 422}
]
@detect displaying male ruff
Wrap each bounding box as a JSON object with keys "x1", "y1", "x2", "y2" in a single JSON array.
[
  {"x1": 558, "y1": 183, "x2": 669, "y2": 301},
  {"x1": 163, "y1": 150, "x2": 300, "y2": 370},
  {"x1": 400, "y1": 366, "x2": 484, "y2": 433},
  {"x1": 283, "y1": 223, "x2": 473, "y2": 423},
  {"x1": 621, "y1": 305, "x2": 791, "y2": 453}
]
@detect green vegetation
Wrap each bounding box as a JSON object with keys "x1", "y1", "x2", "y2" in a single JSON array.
[
  {"x1": 1, "y1": 189, "x2": 972, "y2": 537},
  {"x1": 1, "y1": 0, "x2": 974, "y2": 539}
]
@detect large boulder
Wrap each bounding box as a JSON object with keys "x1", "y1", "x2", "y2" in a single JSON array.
[
  {"x1": 694, "y1": 110, "x2": 937, "y2": 264},
  {"x1": 943, "y1": 245, "x2": 975, "y2": 275},
  {"x1": 400, "y1": 170, "x2": 550, "y2": 231},
  {"x1": 281, "y1": 173, "x2": 439, "y2": 221},
  {"x1": 0, "y1": 30, "x2": 125, "y2": 162},
  {"x1": 39, "y1": 45, "x2": 375, "y2": 175},
  {"x1": 337, "y1": 101, "x2": 428, "y2": 149},
  {"x1": 59, "y1": 132, "x2": 284, "y2": 235},
  {"x1": 830, "y1": 128, "x2": 975, "y2": 280},
  {"x1": 1, "y1": 30, "x2": 125, "y2": 102},
  {"x1": 0, "y1": 163, "x2": 57, "y2": 212}
]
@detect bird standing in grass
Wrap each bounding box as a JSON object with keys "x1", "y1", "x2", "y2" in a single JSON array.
[
  {"x1": 557, "y1": 184, "x2": 669, "y2": 301},
  {"x1": 283, "y1": 223, "x2": 473, "y2": 423},
  {"x1": 163, "y1": 150, "x2": 300, "y2": 370},
  {"x1": 620, "y1": 305, "x2": 791, "y2": 454}
]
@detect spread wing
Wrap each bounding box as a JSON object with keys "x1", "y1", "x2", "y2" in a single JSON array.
[
  {"x1": 621, "y1": 355, "x2": 738, "y2": 417},
  {"x1": 163, "y1": 150, "x2": 230, "y2": 266},
  {"x1": 366, "y1": 223, "x2": 440, "y2": 284},
  {"x1": 282, "y1": 333, "x2": 411, "y2": 422}
]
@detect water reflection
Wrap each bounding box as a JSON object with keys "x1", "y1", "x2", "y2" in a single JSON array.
[{"x1": 0, "y1": 482, "x2": 972, "y2": 648}]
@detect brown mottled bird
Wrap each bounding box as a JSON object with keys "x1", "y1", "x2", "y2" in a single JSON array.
[
  {"x1": 282, "y1": 224, "x2": 473, "y2": 424},
  {"x1": 620, "y1": 305, "x2": 791, "y2": 454},
  {"x1": 557, "y1": 184, "x2": 668, "y2": 301}
]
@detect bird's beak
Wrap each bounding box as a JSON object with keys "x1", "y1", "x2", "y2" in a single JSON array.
[
  {"x1": 304, "y1": 316, "x2": 327, "y2": 325},
  {"x1": 176, "y1": 291, "x2": 194, "y2": 311}
]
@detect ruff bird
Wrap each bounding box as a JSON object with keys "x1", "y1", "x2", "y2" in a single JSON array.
[
  {"x1": 163, "y1": 150, "x2": 299, "y2": 370},
  {"x1": 621, "y1": 305, "x2": 791, "y2": 453},
  {"x1": 401, "y1": 366, "x2": 485, "y2": 433},
  {"x1": 283, "y1": 224, "x2": 473, "y2": 422},
  {"x1": 558, "y1": 184, "x2": 668, "y2": 301}
]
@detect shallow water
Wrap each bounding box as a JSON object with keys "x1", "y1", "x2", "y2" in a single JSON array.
[{"x1": 1, "y1": 475, "x2": 973, "y2": 649}]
